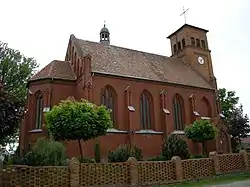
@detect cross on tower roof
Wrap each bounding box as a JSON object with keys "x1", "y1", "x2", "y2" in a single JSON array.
[{"x1": 180, "y1": 6, "x2": 189, "y2": 24}]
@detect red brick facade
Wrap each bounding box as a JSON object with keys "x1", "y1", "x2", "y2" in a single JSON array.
[{"x1": 19, "y1": 24, "x2": 231, "y2": 159}]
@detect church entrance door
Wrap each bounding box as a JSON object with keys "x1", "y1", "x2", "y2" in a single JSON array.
[{"x1": 218, "y1": 130, "x2": 230, "y2": 154}]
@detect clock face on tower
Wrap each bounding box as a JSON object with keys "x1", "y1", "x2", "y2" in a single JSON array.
[{"x1": 197, "y1": 56, "x2": 205, "y2": 65}]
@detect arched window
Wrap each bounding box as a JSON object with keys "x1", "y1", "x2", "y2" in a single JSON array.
[
  {"x1": 173, "y1": 94, "x2": 185, "y2": 130},
  {"x1": 140, "y1": 90, "x2": 152, "y2": 129},
  {"x1": 201, "y1": 40, "x2": 206, "y2": 49},
  {"x1": 191, "y1": 37, "x2": 195, "y2": 46},
  {"x1": 177, "y1": 41, "x2": 181, "y2": 50},
  {"x1": 35, "y1": 92, "x2": 43, "y2": 129},
  {"x1": 101, "y1": 86, "x2": 116, "y2": 127},
  {"x1": 201, "y1": 97, "x2": 212, "y2": 117},
  {"x1": 196, "y1": 39, "x2": 201, "y2": 47},
  {"x1": 182, "y1": 38, "x2": 186, "y2": 48}
]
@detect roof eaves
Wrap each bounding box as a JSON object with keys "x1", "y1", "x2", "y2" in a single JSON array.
[
  {"x1": 27, "y1": 77, "x2": 76, "y2": 87},
  {"x1": 92, "y1": 71, "x2": 214, "y2": 91}
]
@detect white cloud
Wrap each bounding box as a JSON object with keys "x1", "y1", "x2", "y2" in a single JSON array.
[{"x1": 1, "y1": 0, "x2": 249, "y2": 116}]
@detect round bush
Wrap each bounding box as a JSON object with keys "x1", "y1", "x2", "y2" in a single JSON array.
[{"x1": 161, "y1": 134, "x2": 190, "y2": 160}]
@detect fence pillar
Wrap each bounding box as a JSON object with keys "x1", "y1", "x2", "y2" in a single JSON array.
[
  {"x1": 209, "y1": 151, "x2": 220, "y2": 175},
  {"x1": 171, "y1": 156, "x2": 183, "y2": 181},
  {"x1": 127, "y1": 157, "x2": 138, "y2": 186},
  {"x1": 69, "y1": 157, "x2": 80, "y2": 187},
  {"x1": 239, "y1": 150, "x2": 249, "y2": 171}
]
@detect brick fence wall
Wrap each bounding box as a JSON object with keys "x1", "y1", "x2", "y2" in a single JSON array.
[{"x1": 1, "y1": 151, "x2": 250, "y2": 187}]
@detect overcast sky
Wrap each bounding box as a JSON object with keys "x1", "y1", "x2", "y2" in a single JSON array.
[{"x1": 1, "y1": 0, "x2": 250, "y2": 117}]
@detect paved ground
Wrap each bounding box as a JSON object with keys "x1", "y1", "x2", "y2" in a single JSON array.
[{"x1": 208, "y1": 180, "x2": 250, "y2": 187}]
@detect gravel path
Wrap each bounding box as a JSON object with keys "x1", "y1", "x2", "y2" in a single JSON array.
[{"x1": 208, "y1": 180, "x2": 250, "y2": 187}]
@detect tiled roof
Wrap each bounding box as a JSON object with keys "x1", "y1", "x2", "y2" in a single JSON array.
[
  {"x1": 30, "y1": 60, "x2": 76, "y2": 81},
  {"x1": 242, "y1": 136, "x2": 250, "y2": 144},
  {"x1": 76, "y1": 38, "x2": 213, "y2": 89},
  {"x1": 30, "y1": 35, "x2": 212, "y2": 90}
]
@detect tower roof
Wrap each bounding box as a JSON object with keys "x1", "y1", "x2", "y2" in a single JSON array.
[
  {"x1": 167, "y1": 24, "x2": 209, "y2": 39},
  {"x1": 100, "y1": 24, "x2": 109, "y2": 34}
]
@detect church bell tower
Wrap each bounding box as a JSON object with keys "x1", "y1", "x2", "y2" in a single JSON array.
[
  {"x1": 167, "y1": 24, "x2": 217, "y2": 89},
  {"x1": 100, "y1": 23, "x2": 110, "y2": 46}
]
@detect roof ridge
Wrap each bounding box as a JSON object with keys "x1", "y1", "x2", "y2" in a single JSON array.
[{"x1": 48, "y1": 60, "x2": 56, "y2": 77}]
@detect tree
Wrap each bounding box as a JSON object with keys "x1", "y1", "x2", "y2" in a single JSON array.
[
  {"x1": 219, "y1": 88, "x2": 250, "y2": 151},
  {"x1": 227, "y1": 105, "x2": 250, "y2": 151},
  {"x1": 185, "y1": 119, "x2": 217, "y2": 156},
  {"x1": 0, "y1": 41, "x2": 38, "y2": 146},
  {"x1": 0, "y1": 85, "x2": 23, "y2": 146},
  {"x1": 0, "y1": 41, "x2": 38, "y2": 106},
  {"x1": 218, "y1": 88, "x2": 239, "y2": 120},
  {"x1": 45, "y1": 99, "x2": 113, "y2": 159}
]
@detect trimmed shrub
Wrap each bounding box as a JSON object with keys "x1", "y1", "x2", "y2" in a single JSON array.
[
  {"x1": 108, "y1": 144, "x2": 143, "y2": 162},
  {"x1": 11, "y1": 138, "x2": 67, "y2": 166},
  {"x1": 147, "y1": 155, "x2": 167, "y2": 161},
  {"x1": 79, "y1": 157, "x2": 95, "y2": 163},
  {"x1": 162, "y1": 134, "x2": 190, "y2": 160},
  {"x1": 94, "y1": 142, "x2": 101, "y2": 163}
]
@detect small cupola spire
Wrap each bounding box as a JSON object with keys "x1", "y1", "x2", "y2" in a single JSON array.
[{"x1": 100, "y1": 21, "x2": 110, "y2": 45}]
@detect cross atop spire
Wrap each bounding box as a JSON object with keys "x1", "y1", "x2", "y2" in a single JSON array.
[{"x1": 180, "y1": 6, "x2": 189, "y2": 24}]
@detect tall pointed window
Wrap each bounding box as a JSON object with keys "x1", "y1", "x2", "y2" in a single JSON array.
[
  {"x1": 201, "y1": 97, "x2": 212, "y2": 118},
  {"x1": 196, "y1": 39, "x2": 201, "y2": 47},
  {"x1": 35, "y1": 93, "x2": 43, "y2": 129},
  {"x1": 201, "y1": 40, "x2": 206, "y2": 49},
  {"x1": 182, "y1": 38, "x2": 186, "y2": 48},
  {"x1": 101, "y1": 86, "x2": 116, "y2": 127},
  {"x1": 173, "y1": 94, "x2": 185, "y2": 130},
  {"x1": 140, "y1": 91, "x2": 152, "y2": 129},
  {"x1": 191, "y1": 37, "x2": 195, "y2": 46},
  {"x1": 177, "y1": 41, "x2": 181, "y2": 50}
]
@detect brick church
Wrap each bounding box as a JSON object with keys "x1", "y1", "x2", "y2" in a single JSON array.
[{"x1": 19, "y1": 23, "x2": 231, "y2": 159}]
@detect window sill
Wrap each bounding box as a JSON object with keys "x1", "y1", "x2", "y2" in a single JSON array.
[
  {"x1": 29, "y1": 129, "x2": 43, "y2": 133},
  {"x1": 135, "y1": 130, "x2": 164, "y2": 135},
  {"x1": 107, "y1": 128, "x2": 128, "y2": 134},
  {"x1": 201, "y1": 116, "x2": 211, "y2": 120},
  {"x1": 172, "y1": 130, "x2": 185, "y2": 135}
]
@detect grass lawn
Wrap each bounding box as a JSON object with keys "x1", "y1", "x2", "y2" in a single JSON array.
[{"x1": 165, "y1": 172, "x2": 250, "y2": 187}]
